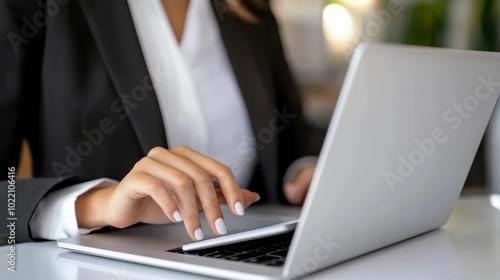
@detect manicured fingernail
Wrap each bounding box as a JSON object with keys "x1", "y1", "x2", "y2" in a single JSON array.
[
  {"x1": 215, "y1": 218, "x2": 228, "y2": 235},
  {"x1": 194, "y1": 228, "x2": 204, "y2": 241},
  {"x1": 173, "y1": 211, "x2": 183, "y2": 222},
  {"x1": 235, "y1": 201, "x2": 244, "y2": 216},
  {"x1": 254, "y1": 193, "x2": 261, "y2": 202}
]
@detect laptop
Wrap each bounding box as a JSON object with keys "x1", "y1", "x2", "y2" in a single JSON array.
[{"x1": 58, "y1": 43, "x2": 500, "y2": 279}]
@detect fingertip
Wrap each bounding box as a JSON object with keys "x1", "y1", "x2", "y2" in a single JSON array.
[
  {"x1": 234, "y1": 201, "x2": 244, "y2": 216},
  {"x1": 284, "y1": 184, "x2": 302, "y2": 205},
  {"x1": 284, "y1": 182, "x2": 296, "y2": 191},
  {"x1": 215, "y1": 218, "x2": 228, "y2": 235},
  {"x1": 194, "y1": 228, "x2": 204, "y2": 241},
  {"x1": 173, "y1": 211, "x2": 183, "y2": 222},
  {"x1": 253, "y1": 192, "x2": 260, "y2": 202}
]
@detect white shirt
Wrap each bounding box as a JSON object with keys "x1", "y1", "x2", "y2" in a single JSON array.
[
  {"x1": 128, "y1": 0, "x2": 256, "y2": 186},
  {"x1": 30, "y1": 0, "x2": 256, "y2": 240}
]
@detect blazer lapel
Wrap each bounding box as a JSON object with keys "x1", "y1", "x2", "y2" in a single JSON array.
[
  {"x1": 212, "y1": 6, "x2": 279, "y2": 201},
  {"x1": 78, "y1": 0, "x2": 279, "y2": 200},
  {"x1": 77, "y1": 0, "x2": 167, "y2": 154}
]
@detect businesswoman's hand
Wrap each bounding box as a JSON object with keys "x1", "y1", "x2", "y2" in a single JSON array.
[
  {"x1": 284, "y1": 167, "x2": 315, "y2": 205},
  {"x1": 76, "y1": 146, "x2": 260, "y2": 241}
]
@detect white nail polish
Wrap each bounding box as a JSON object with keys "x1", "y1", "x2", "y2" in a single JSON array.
[
  {"x1": 235, "y1": 201, "x2": 244, "y2": 216},
  {"x1": 215, "y1": 218, "x2": 228, "y2": 235},
  {"x1": 194, "y1": 228, "x2": 204, "y2": 241},
  {"x1": 173, "y1": 211, "x2": 183, "y2": 222}
]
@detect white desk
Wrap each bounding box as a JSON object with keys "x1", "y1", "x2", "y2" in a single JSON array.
[{"x1": 1, "y1": 197, "x2": 499, "y2": 280}]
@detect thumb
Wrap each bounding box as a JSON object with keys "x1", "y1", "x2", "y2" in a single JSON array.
[{"x1": 284, "y1": 167, "x2": 315, "y2": 205}]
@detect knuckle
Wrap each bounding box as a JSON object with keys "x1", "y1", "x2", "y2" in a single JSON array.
[
  {"x1": 180, "y1": 208, "x2": 199, "y2": 222},
  {"x1": 148, "y1": 146, "x2": 166, "y2": 157},
  {"x1": 216, "y1": 165, "x2": 234, "y2": 179},
  {"x1": 172, "y1": 174, "x2": 193, "y2": 189},
  {"x1": 146, "y1": 178, "x2": 165, "y2": 194},
  {"x1": 173, "y1": 145, "x2": 188, "y2": 152},
  {"x1": 133, "y1": 161, "x2": 142, "y2": 171},
  {"x1": 202, "y1": 202, "x2": 221, "y2": 214},
  {"x1": 193, "y1": 170, "x2": 212, "y2": 185},
  {"x1": 133, "y1": 157, "x2": 150, "y2": 170}
]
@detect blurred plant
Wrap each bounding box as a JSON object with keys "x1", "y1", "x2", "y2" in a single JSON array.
[
  {"x1": 402, "y1": 0, "x2": 448, "y2": 47},
  {"x1": 472, "y1": 0, "x2": 499, "y2": 51},
  {"x1": 382, "y1": 0, "x2": 499, "y2": 51}
]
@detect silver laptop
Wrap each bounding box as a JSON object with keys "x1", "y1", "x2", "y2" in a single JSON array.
[{"x1": 58, "y1": 43, "x2": 500, "y2": 280}]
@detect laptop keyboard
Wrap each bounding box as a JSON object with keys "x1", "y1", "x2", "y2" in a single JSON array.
[{"x1": 167, "y1": 231, "x2": 294, "y2": 267}]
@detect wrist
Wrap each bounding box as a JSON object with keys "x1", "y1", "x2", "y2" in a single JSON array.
[{"x1": 75, "y1": 184, "x2": 116, "y2": 229}]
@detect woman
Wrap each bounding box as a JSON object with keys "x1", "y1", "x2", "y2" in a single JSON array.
[{"x1": 0, "y1": 0, "x2": 316, "y2": 243}]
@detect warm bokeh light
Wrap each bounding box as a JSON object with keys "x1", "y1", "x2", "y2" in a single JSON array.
[
  {"x1": 323, "y1": 3, "x2": 354, "y2": 42},
  {"x1": 341, "y1": 0, "x2": 376, "y2": 10},
  {"x1": 491, "y1": 195, "x2": 500, "y2": 211}
]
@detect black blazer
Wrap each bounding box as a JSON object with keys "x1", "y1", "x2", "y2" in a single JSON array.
[{"x1": 0, "y1": 0, "x2": 307, "y2": 243}]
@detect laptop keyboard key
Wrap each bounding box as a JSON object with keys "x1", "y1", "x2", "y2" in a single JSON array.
[
  {"x1": 205, "y1": 251, "x2": 236, "y2": 258},
  {"x1": 266, "y1": 259, "x2": 285, "y2": 266},
  {"x1": 225, "y1": 251, "x2": 264, "y2": 261},
  {"x1": 269, "y1": 249, "x2": 288, "y2": 257},
  {"x1": 244, "y1": 255, "x2": 281, "y2": 264}
]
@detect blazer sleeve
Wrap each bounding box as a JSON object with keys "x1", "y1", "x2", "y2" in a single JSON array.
[
  {"x1": 0, "y1": 177, "x2": 88, "y2": 243},
  {"x1": 0, "y1": 0, "x2": 86, "y2": 243}
]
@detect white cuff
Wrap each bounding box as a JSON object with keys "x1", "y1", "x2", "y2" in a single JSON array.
[
  {"x1": 29, "y1": 178, "x2": 118, "y2": 240},
  {"x1": 283, "y1": 156, "x2": 319, "y2": 183}
]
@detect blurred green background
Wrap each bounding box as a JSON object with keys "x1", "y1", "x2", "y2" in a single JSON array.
[{"x1": 384, "y1": 0, "x2": 499, "y2": 51}]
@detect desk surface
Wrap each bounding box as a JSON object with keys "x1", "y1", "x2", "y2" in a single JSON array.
[{"x1": 1, "y1": 196, "x2": 500, "y2": 280}]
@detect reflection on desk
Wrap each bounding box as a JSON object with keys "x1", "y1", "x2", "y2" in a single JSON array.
[
  {"x1": 311, "y1": 230, "x2": 459, "y2": 280},
  {"x1": 0, "y1": 197, "x2": 499, "y2": 280}
]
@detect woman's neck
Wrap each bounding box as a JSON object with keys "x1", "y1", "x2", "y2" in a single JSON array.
[{"x1": 161, "y1": 0, "x2": 190, "y2": 43}]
